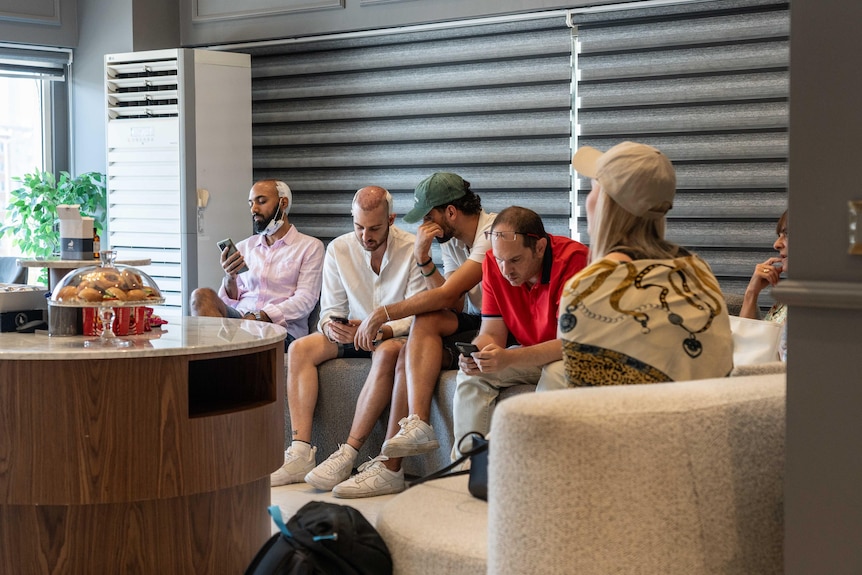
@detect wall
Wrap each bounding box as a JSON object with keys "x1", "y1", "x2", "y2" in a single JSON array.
[
  {"x1": 0, "y1": 0, "x2": 77, "y2": 47},
  {"x1": 780, "y1": 0, "x2": 862, "y2": 571},
  {"x1": 71, "y1": 0, "x2": 179, "y2": 175},
  {"x1": 71, "y1": 0, "x2": 132, "y2": 174}
]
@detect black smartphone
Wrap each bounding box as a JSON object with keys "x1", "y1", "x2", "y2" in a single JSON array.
[
  {"x1": 217, "y1": 238, "x2": 249, "y2": 274},
  {"x1": 330, "y1": 316, "x2": 350, "y2": 325},
  {"x1": 455, "y1": 342, "x2": 479, "y2": 356}
]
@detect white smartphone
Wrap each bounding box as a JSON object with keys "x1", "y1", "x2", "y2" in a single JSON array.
[{"x1": 217, "y1": 238, "x2": 249, "y2": 274}]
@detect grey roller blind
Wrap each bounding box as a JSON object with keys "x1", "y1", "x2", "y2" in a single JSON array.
[
  {"x1": 241, "y1": 16, "x2": 575, "y2": 250},
  {"x1": 0, "y1": 45, "x2": 69, "y2": 80},
  {"x1": 572, "y1": 0, "x2": 789, "y2": 301}
]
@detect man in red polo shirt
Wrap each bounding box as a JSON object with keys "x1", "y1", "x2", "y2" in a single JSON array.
[{"x1": 452, "y1": 206, "x2": 588, "y2": 455}]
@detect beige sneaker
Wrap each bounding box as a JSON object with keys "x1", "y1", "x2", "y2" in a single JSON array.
[
  {"x1": 304, "y1": 443, "x2": 358, "y2": 491},
  {"x1": 331, "y1": 455, "x2": 405, "y2": 499},
  {"x1": 381, "y1": 414, "x2": 439, "y2": 458},
  {"x1": 270, "y1": 443, "x2": 316, "y2": 487}
]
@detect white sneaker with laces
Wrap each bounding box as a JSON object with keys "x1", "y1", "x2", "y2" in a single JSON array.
[
  {"x1": 380, "y1": 414, "x2": 439, "y2": 458},
  {"x1": 331, "y1": 455, "x2": 405, "y2": 499},
  {"x1": 270, "y1": 443, "x2": 316, "y2": 487},
  {"x1": 304, "y1": 443, "x2": 358, "y2": 491}
]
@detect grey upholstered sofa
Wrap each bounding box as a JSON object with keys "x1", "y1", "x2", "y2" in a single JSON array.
[
  {"x1": 375, "y1": 371, "x2": 786, "y2": 575},
  {"x1": 284, "y1": 359, "x2": 531, "y2": 477},
  {"x1": 284, "y1": 293, "x2": 769, "y2": 478},
  {"x1": 284, "y1": 307, "x2": 534, "y2": 477}
]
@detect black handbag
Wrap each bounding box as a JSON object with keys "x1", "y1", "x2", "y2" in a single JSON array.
[{"x1": 409, "y1": 432, "x2": 489, "y2": 501}]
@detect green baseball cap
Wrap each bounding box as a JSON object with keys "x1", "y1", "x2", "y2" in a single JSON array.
[{"x1": 402, "y1": 172, "x2": 467, "y2": 223}]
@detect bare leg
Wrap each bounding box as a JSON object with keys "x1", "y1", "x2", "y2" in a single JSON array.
[
  {"x1": 382, "y1": 345, "x2": 409, "y2": 472},
  {"x1": 190, "y1": 287, "x2": 229, "y2": 317},
  {"x1": 381, "y1": 311, "x2": 457, "y2": 472},
  {"x1": 345, "y1": 338, "x2": 405, "y2": 451},
  {"x1": 286, "y1": 332, "x2": 339, "y2": 443},
  {"x1": 405, "y1": 309, "x2": 460, "y2": 420}
]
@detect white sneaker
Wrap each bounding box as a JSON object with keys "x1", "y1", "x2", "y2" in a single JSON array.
[
  {"x1": 381, "y1": 414, "x2": 439, "y2": 458},
  {"x1": 304, "y1": 443, "x2": 358, "y2": 491},
  {"x1": 331, "y1": 455, "x2": 405, "y2": 499},
  {"x1": 270, "y1": 443, "x2": 316, "y2": 487}
]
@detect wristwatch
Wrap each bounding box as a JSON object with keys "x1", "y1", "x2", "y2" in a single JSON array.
[{"x1": 254, "y1": 310, "x2": 264, "y2": 322}]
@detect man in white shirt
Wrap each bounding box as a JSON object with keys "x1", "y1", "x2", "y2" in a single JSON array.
[
  {"x1": 271, "y1": 185, "x2": 427, "y2": 487},
  {"x1": 330, "y1": 172, "x2": 496, "y2": 498}
]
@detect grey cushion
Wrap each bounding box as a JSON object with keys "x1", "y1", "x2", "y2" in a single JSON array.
[{"x1": 285, "y1": 359, "x2": 533, "y2": 477}]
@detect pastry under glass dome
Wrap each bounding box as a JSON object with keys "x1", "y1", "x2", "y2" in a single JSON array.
[{"x1": 50, "y1": 250, "x2": 164, "y2": 347}]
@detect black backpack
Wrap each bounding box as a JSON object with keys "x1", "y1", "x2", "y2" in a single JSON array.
[{"x1": 244, "y1": 502, "x2": 393, "y2": 575}]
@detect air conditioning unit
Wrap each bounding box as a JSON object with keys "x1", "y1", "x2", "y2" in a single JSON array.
[{"x1": 105, "y1": 48, "x2": 252, "y2": 324}]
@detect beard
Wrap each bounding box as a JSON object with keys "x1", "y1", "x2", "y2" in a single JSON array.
[
  {"x1": 361, "y1": 228, "x2": 389, "y2": 252},
  {"x1": 435, "y1": 221, "x2": 456, "y2": 244},
  {"x1": 253, "y1": 208, "x2": 279, "y2": 234}
]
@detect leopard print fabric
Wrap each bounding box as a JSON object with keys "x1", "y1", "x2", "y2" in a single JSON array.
[{"x1": 563, "y1": 341, "x2": 671, "y2": 387}]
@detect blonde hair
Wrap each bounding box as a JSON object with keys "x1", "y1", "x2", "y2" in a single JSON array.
[{"x1": 589, "y1": 190, "x2": 680, "y2": 262}]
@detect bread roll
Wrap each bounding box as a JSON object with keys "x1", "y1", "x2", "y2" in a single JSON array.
[
  {"x1": 126, "y1": 289, "x2": 147, "y2": 301},
  {"x1": 55, "y1": 285, "x2": 79, "y2": 302},
  {"x1": 94, "y1": 271, "x2": 122, "y2": 291},
  {"x1": 78, "y1": 287, "x2": 103, "y2": 302},
  {"x1": 105, "y1": 287, "x2": 128, "y2": 301}
]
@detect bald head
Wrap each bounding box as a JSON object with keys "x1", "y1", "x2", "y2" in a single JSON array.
[
  {"x1": 352, "y1": 186, "x2": 394, "y2": 253},
  {"x1": 252, "y1": 179, "x2": 292, "y2": 215},
  {"x1": 352, "y1": 186, "x2": 393, "y2": 217}
]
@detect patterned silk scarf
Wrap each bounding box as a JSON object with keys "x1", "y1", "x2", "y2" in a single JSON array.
[{"x1": 558, "y1": 255, "x2": 734, "y2": 386}]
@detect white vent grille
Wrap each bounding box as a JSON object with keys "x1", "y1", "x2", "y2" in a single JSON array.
[
  {"x1": 106, "y1": 57, "x2": 179, "y2": 119},
  {"x1": 105, "y1": 48, "x2": 252, "y2": 325}
]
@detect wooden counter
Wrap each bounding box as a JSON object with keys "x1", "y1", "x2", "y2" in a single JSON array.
[{"x1": 0, "y1": 316, "x2": 286, "y2": 573}]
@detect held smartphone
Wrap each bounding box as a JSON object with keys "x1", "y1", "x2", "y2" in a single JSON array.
[
  {"x1": 217, "y1": 238, "x2": 249, "y2": 274},
  {"x1": 330, "y1": 316, "x2": 350, "y2": 325},
  {"x1": 455, "y1": 342, "x2": 479, "y2": 356}
]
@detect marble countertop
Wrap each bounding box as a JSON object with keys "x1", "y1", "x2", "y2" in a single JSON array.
[
  {"x1": 18, "y1": 258, "x2": 151, "y2": 268},
  {"x1": 0, "y1": 316, "x2": 287, "y2": 360}
]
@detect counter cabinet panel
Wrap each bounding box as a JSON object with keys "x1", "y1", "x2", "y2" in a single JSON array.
[{"x1": 0, "y1": 319, "x2": 285, "y2": 574}]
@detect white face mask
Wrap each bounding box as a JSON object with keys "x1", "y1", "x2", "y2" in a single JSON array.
[{"x1": 258, "y1": 201, "x2": 285, "y2": 236}]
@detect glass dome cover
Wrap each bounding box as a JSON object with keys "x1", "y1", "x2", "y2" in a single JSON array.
[{"x1": 50, "y1": 250, "x2": 164, "y2": 307}]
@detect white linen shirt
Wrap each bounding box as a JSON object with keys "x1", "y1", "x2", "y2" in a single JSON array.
[
  {"x1": 319, "y1": 225, "x2": 426, "y2": 336},
  {"x1": 440, "y1": 209, "x2": 496, "y2": 315}
]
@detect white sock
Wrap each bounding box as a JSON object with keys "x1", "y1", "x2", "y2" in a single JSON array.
[
  {"x1": 290, "y1": 440, "x2": 312, "y2": 456},
  {"x1": 343, "y1": 444, "x2": 359, "y2": 457}
]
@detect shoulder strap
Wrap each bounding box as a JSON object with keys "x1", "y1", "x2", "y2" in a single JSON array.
[{"x1": 407, "y1": 433, "x2": 488, "y2": 488}]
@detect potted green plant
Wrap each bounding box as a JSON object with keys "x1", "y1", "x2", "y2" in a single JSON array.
[{"x1": 0, "y1": 170, "x2": 107, "y2": 284}]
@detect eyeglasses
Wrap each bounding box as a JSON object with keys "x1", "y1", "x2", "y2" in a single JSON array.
[{"x1": 483, "y1": 231, "x2": 541, "y2": 242}]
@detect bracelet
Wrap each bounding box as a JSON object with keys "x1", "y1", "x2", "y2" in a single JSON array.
[
  {"x1": 421, "y1": 263, "x2": 437, "y2": 277},
  {"x1": 383, "y1": 305, "x2": 392, "y2": 322},
  {"x1": 417, "y1": 256, "x2": 433, "y2": 268}
]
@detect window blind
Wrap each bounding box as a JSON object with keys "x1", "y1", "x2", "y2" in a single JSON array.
[
  {"x1": 571, "y1": 0, "x2": 790, "y2": 301},
  {"x1": 0, "y1": 44, "x2": 69, "y2": 80},
  {"x1": 240, "y1": 16, "x2": 575, "y2": 253}
]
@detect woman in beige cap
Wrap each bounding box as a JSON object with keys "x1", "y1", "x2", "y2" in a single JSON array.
[{"x1": 558, "y1": 141, "x2": 734, "y2": 386}]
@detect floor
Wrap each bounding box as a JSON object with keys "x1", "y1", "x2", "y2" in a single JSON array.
[{"x1": 269, "y1": 482, "x2": 398, "y2": 533}]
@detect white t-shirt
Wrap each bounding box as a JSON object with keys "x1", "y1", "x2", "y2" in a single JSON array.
[{"x1": 440, "y1": 210, "x2": 496, "y2": 316}]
